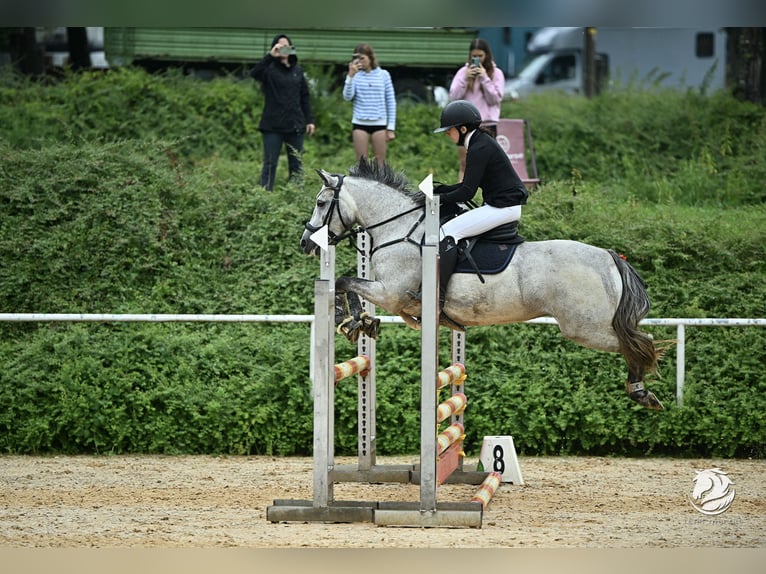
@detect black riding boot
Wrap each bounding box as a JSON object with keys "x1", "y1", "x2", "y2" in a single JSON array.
[
  {"x1": 438, "y1": 237, "x2": 464, "y2": 331},
  {"x1": 439, "y1": 237, "x2": 457, "y2": 302}
]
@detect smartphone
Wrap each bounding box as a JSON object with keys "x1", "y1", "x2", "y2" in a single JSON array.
[
  {"x1": 278, "y1": 45, "x2": 296, "y2": 56},
  {"x1": 470, "y1": 56, "x2": 481, "y2": 67}
]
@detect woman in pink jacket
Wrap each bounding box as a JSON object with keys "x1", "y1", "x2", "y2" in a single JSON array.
[{"x1": 448, "y1": 38, "x2": 505, "y2": 181}]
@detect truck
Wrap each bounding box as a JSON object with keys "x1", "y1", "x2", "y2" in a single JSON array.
[
  {"x1": 504, "y1": 27, "x2": 727, "y2": 100},
  {"x1": 475, "y1": 26, "x2": 540, "y2": 78},
  {"x1": 104, "y1": 27, "x2": 480, "y2": 104}
]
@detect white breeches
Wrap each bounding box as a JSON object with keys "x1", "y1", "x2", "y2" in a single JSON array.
[{"x1": 440, "y1": 204, "x2": 522, "y2": 243}]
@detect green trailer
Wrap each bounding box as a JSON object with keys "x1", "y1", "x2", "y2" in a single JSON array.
[{"x1": 105, "y1": 27, "x2": 478, "y2": 103}]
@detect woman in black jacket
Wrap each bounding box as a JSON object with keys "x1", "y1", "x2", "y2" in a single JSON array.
[
  {"x1": 250, "y1": 34, "x2": 316, "y2": 191},
  {"x1": 432, "y1": 99, "x2": 528, "y2": 325}
]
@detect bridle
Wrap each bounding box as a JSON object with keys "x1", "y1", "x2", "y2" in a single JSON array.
[
  {"x1": 303, "y1": 174, "x2": 354, "y2": 244},
  {"x1": 303, "y1": 173, "x2": 426, "y2": 257}
]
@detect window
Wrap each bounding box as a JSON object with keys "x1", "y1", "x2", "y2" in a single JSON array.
[
  {"x1": 548, "y1": 54, "x2": 576, "y2": 82},
  {"x1": 696, "y1": 32, "x2": 715, "y2": 58}
]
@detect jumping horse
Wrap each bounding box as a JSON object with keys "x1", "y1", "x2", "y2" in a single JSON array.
[{"x1": 300, "y1": 159, "x2": 665, "y2": 410}]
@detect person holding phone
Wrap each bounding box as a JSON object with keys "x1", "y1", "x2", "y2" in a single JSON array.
[
  {"x1": 249, "y1": 34, "x2": 316, "y2": 191},
  {"x1": 342, "y1": 43, "x2": 396, "y2": 167},
  {"x1": 447, "y1": 38, "x2": 505, "y2": 181}
]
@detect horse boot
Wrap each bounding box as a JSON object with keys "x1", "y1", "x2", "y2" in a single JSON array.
[
  {"x1": 438, "y1": 236, "x2": 465, "y2": 332},
  {"x1": 626, "y1": 379, "x2": 664, "y2": 410},
  {"x1": 335, "y1": 293, "x2": 362, "y2": 342}
]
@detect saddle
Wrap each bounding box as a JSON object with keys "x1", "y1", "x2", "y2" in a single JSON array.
[
  {"x1": 455, "y1": 222, "x2": 525, "y2": 282},
  {"x1": 439, "y1": 203, "x2": 525, "y2": 283}
]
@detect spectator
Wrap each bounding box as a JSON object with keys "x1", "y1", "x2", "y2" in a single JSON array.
[
  {"x1": 447, "y1": 38, "x2": 505, "y2": 181},
  {"x1": 342, "y1": 43, "x2": 396, "y2": 167},
  {"x1": 249, "y1": 34, "x2": 316, "y2": 190}
]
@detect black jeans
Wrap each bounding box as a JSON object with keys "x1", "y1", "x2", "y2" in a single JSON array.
[{"x1": 261, "y1": 130, "x2": 305, "y2": 190}]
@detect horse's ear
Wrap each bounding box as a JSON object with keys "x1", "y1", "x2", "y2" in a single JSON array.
[{"x1": 315, "y1": 168, "x2": 334, "y2": 188}]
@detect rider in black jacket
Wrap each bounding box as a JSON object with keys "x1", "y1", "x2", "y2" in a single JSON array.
[
  {"x1": 431, "y1": 100, "x2": 528, "y2": 328},
  {"x1": 249, "y1": 34, "x2": 316, "y2": 190}
]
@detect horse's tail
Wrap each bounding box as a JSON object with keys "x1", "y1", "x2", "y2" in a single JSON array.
[{"x1": 608, "y1": 250, "x2": 661, "y2": 375}]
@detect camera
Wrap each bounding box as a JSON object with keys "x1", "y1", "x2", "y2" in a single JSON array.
[
  {"x1": 278, "y1": 45, "x2": 296, "y2": 56},
  {"x1": 470, "y1": 56, "x2": 481, "y2": 67}
]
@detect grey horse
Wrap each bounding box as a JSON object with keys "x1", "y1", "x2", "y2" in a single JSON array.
[{"x1": 301, "y1": 159, "x2": 666, "y2": 410}]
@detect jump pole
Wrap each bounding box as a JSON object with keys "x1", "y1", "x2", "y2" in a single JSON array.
[
  {"x1": 267, "y1": 234, "x2": 377, "y2": 523},
  {"x1": 313, "y1": 240, "x2": 335, "y2": 509},
  {"x1": 372, "y1": 183, "x2": 486, "y2": 527}
]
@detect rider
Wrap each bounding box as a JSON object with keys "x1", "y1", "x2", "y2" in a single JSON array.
[{"x1": 432, "y1": 100, "x2": 529, "y2": 327}]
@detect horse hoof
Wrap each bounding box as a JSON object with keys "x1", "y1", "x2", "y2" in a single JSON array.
[
  {"x1": 626, "y1": 380, "x2": 664, "y2": 410},
  {"x1": 337, "y1": 317, "x2": 362, "y2": 342},
  {"x1": 344, "y1": 325, "x2": 362, "y2": 343},
  {"x1": 629, "y1": 389, "x2": 664, "y2": 410},
  {"x1": 360, "y1": 315, "x2": 380, "y2": 339}
]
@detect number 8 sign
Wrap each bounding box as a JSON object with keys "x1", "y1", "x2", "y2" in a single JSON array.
[{"x1": 478, "y1": 436, "x2": 524, "y2": 485}]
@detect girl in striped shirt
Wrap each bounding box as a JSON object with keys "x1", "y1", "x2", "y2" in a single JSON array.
[{"x1": 343, "y1": 43, "x2": 396, "y2": 167}]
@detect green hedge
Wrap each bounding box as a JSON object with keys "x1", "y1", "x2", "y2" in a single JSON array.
[{"x1": 0, "y1": 67, "x2": 764, "y2": 457}]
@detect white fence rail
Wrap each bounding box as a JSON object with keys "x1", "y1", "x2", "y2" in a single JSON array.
[{"x1": 1, "y1": 313, "x2": 764, "y2": 407}]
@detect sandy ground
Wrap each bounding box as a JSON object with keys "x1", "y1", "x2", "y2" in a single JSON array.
[{"x1": 0, "y1": 455, "x2": 763, "y2": 548}]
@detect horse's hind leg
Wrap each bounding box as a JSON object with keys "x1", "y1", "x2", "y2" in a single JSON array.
[{"x1": 625, "y1": 361, "x2": 664, "y2": 410}]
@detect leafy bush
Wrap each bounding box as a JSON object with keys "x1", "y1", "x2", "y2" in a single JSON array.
[{"x1": 0, "y1": 67, "x2": 763, "y2": 457}]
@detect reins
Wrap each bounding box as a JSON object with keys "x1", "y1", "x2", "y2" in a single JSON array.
[
  {"x1": 307, "y1": 174, "x2": 426, "y2": 258},
  {"x1": 364, "y1": 205, "x2": 424, "y2": 257}
]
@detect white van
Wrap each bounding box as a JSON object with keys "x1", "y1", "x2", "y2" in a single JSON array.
[{"x1": 505, "y1": 27, "x2": 725, "y2": 100}]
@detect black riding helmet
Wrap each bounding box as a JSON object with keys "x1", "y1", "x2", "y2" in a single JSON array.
[{"x1": 433, "y1": 100, "x2": 482, "y2": 133}]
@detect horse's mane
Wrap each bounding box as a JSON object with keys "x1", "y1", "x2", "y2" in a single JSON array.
[{"x1": 348, "y1": 157, "x2": 426, "y2": 206}]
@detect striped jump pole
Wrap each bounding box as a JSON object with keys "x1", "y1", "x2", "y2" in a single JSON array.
[
  {"x1": 470, "y1": 471, "x2": 502, "y2": 509},
  {"x1": 437, "y1": 422, "x2": 465, "y2": 455},
  {"x1": 436, "y1": 363, "x2": 466, "y2": 390},
  {"x1": 334, "y1": 355, "x2": 371, "y2": 384},
  {"x1": 437, "y1": 392, "x2": 467, "y2": 423}
]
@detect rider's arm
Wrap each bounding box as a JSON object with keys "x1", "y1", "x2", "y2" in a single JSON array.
[
  {"x1": 435, "y1": 182, "x2": 475, "y2": 203},
  {"x1": 435, "y1": 134, "x2": 491, "y2": 203}
]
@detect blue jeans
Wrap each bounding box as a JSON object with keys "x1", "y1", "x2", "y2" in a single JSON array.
[{"x1": 261, "y1": 130, "x2": 305, "y2": 190}]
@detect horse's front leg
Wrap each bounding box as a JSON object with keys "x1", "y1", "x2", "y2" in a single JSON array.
[
  {"x1": 334, "y1": 292, "x2": 363, "y2": 343},
  {"x1": 333, "y1": 283, "x2": 382, "y2": 341},
  {"x1": 335, "y1": 290, "x2": 380, "y2": 342},
  {"x1": 336, "y1": 276, "x2": 415, "y2": 310},
  {"x1": 336, "y1": 276, "x2": 415, "y2": 339}
]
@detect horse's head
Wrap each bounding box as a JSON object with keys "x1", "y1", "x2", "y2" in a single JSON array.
[{"x1": 300, "y1": 169, "x2": 358, "y2": 256}]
